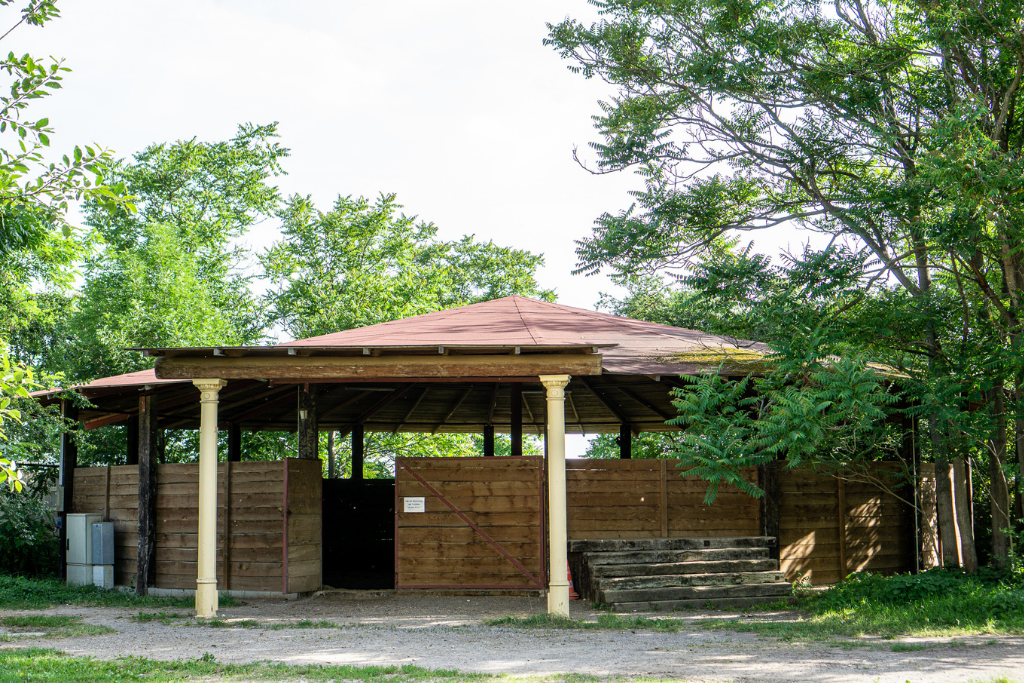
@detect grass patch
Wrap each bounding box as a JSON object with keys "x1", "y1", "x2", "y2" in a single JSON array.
[
  {"x1": 699, "y1": 567, "x2": 1024, "y2": 640},
  {"x1": 0, "y1": 648, "x2": 486, "y2": 683},
  {"x1": 131, "y1": 611, "x2": 189, "y2": 625},
  {"x1": 487, "y1": 612, "x2": 687, "y2": 632},
  {"x1": 0, "y1": 574, "x2": 238, "y2": 610},
  {"x1": 889, "y1": 643, "x2": 929, "y2": 652},
  {"x1": 0, "y1": 615, "x2": 114, "y2": 640}
]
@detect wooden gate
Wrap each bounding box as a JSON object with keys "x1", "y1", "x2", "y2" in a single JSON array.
[{"x1": 394, "y1": 457, "x2": 545, "y2": 589}]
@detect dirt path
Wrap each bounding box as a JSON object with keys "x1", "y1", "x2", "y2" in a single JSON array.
[{"x1": 3, "y1": 593, "x2": 1023, "y2": 682}]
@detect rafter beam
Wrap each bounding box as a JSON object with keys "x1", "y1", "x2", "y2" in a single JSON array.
[
  {"x1": 616, "y1": 386, "x2": 675, "y2": 421},
  {"x1": 319, "y1": 389, "x2": 379, "y2": 421},
  {"x1": 336, "y1": 384, "x2": 413, "y2": 439},
  {"x1": 394, "y1": 387, "x2": 429, "y2": 434},
  {"x1": 433, "y1": 387, "x2": 474, "y2": 435},
  {"x1": 580, "y1": 378, "x2": 637, "y2": 436}
]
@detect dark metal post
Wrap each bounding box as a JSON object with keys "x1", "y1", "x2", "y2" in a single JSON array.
[
  {"x1": 351, "y1": 424, "x2": 364, "y2": 481},
  {"x1": 57, "y1": 400, "x2": 79, "y2": 581},
  {"x1": 618, "y1": 423, "x2": 632, "y2": 460},
  {"x1": 137, "y1": 394, "x2": 159, "y2": 595},
  {"x1": 483, "y1": 425, "x2": 495, "y2": 457},
  {"x1": 510, "y1": 383, "x2": 523, "y2": 457},
  {"x1": 327, "y1": 431, "x2": 335, "y2": 479},
  {"x1": 228, "y1": 423, "x2": 242, "y2": 462}
]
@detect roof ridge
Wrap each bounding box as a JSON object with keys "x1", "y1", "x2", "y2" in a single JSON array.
[{"x1": 512, "y1": 296, "x2": 540, "y2": 344}]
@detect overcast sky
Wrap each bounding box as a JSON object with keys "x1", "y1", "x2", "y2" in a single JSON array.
[{"x1": 9, "y1": 0, "x2": 643, "y2": 311}]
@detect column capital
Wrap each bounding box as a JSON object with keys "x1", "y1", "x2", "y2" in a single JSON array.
[
  {"x1": 539, "y1": 374, "x2": 571, "y2": 398},
  {"x1": 193, "y1": 379, "x2": 227, "y2": 402}
]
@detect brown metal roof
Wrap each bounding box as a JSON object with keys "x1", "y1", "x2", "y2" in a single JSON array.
[
  {"x1": 32, "y1": 368, "x2": 188, "y2": 399},
  {"x1": 278, "y1": 296, "x2": 764, "y2": 375}
]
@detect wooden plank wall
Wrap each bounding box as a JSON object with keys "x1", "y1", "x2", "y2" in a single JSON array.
[
  {"x1": 71, "y1": 459, "x2": 321, "y2": 594},
  {"x1": 565, "y1": 460, "x2": 759, "y2": 540},
  {"x1": 395, "y1": 457, "x2": 544, "y2": 589},
  {"x1": 917, "y1": 463, "x2": 940, "y2": 569},
  {"x1": 71, "y1": 466, "x2": 137, "y2": 586},
  {"x1": 779, "y1": 464, "x2": 915, "y2": 585}
]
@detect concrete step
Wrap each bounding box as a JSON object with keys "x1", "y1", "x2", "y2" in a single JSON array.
[
  {"x1": 594, "y1": 570, "x2": 787, "y2": 592},
  {"x1": 584, "y1": 547, "x2": 769, "y2": 567},
  {"x1": 612, "y1": 594, "x2": 794, "y2": 612},
  {"x1": 588, "y1": 554, "x2": 774, "y2": 576},
  {"x1": 569, "y1": 536, "x2": 774, "y2": 553},
  {"x1": 598, "y1": 581, "x2": 792, "y2": 606}
]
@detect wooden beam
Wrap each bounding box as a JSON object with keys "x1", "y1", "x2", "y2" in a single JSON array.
[
  {"x1": 486, "y1": 383, "x2": 500, "y2": 425},
  {"x1": 154, "y1": 353, "x2": 603, "y2": 380},
  {"x1": 616, "y1": 385, "x2": 675, "y2": 421},
  {"x1": 230, "y1": 391, "x2": 301, "y2": 426},
  {"x1": 319, "y1": 389, "x2": 378, "y2": 421},
  {"x1": 433, "y1": 387, "x2": 473, "y2": 434},
  {"x1": 336, "y1": 385, "x2": 413, "y2": 439},
  {"x1": 394, "y1": 388, "x2": 428, "y2": 434},
  {"x1": 483, "y1": 425, "x2": 495, "y2": 457},
  {"x1": 137, "y1": 394, "x2": 158, "y2": 595},
  {"x1": 510, "y1": 383, "x2": 522, "y2": 456},
  {"x1": 580, "y1": 378, "x2": 637, "y2": 435},
  {"x1": 83, "y1": 412, "x2": 132, "y2": 430}
]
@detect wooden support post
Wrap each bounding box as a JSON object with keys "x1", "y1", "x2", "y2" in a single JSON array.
[
  {"x1": 837, "y1": 476, "x2": 847, "y2": 581},
  {"x1": 327, "y1": 431, "x2": 336, "y2": 479},
  {"x1": 228, "y1": 423, "x2": 242, "y2": 462},
  {"x1": 758, "y1": 460, "x2": 780, "y2": 561},
  {"x1": 57, "y1": 401, "x2": 78, "y2": 581},
  {"x1": 351, "y1": 424, "x2": 364, "y2": 481},
  {"x1": 618, "y1": 423, "x2": 632, "y2": 460},
  {"x1": 298, "y1": 384, "x2": 319, "y2": 460},
  {"x1": 136, "y1": 394, "x2": 159, "y2": 595},
  {"x1": 540, "y1": 374, "x2": 571, "y2": 617},
  {"x1": 126, "y1": 419, "x2": 139, "y2": 466},
  {"x1": 193, "y1": 379, "x2": 226, "y2": 618},
  {"x1": 483, "y1": 425, "x2": 495, "y2": 457},
  {"x1": 510, "y1": 383, "x2": 523, "y2": 456}
]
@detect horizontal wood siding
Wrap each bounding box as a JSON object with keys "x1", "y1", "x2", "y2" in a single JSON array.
[
  {"x1": 395, "y1": 457, "x2": 544, "y2": 589},
  {"x1": 566, "y1": 460, "x2": 758, "y2": 540},
  {"x1": 73, "y1": 460, "x2": 320, "y2": 593},
  {"x1": 779, "y1": 464, "x2": 914, "y2": 585}
]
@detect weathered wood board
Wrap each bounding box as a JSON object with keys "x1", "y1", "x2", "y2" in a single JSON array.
[{"x1": 71, "y1": 459, "x2": 321, "y2": 594}]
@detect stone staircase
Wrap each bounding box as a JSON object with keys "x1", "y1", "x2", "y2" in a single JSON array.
[{"x1": 567, "y1": 537, "x2": 792, "y2": 611}]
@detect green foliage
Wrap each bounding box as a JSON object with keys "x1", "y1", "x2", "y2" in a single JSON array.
[
  {"x1": 0, "y1": 573, "x2": 235, "y2": 609},
  {"x1": 0, "y1": 490, "x2": 55, "y2": 574},
  {"x1": 262, "y1": 192, "x2": 554, "y2": 340}
]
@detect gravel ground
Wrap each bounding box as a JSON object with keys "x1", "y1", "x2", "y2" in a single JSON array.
[{"x1": 3, "y1": 592, "x2": 1023, "y2": 682}]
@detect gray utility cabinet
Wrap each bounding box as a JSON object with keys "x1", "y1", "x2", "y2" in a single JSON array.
[{"x1": 66, "y1": 513, "x2": 102, "y2": 586}]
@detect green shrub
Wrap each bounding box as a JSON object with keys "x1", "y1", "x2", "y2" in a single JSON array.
[{"x1": 0, "y1": 490, "x2": 57, "y2": 576}]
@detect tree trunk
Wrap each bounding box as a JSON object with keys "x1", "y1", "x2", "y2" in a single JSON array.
[
  {"x1": 951, "y1": 459, "x2": 978, "y2": 572},
  {"x1": 990, "y1": 388, "x2": 1012, "y2": 566},
  {"x1": 933, "y1": 424, "x2": 960, "y2": 567}
]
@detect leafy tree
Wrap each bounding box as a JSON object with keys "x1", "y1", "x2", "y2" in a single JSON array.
[
  {"x1": 548, "y1": 0, "x2": 1024, "y2": 562},
  {"x1": 263, "y1": 192, "x2": 554, "y2": 340}
]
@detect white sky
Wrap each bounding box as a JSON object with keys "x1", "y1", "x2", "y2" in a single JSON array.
[{"x1": 7, "y1": 1, "x2": 821, "y2": 456}]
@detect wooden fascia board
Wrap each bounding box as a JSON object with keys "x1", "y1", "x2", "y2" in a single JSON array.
[{"x1": 154, "y1": 353, "x2": 603, "y2": 381}]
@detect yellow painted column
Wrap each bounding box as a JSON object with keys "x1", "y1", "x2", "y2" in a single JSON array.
[
  {"x1": 193, "y1": 379, "x2": 226, "y2": 618},
  {"x1": 540, "y1": 374, "x2": 571, "y2": 617}
]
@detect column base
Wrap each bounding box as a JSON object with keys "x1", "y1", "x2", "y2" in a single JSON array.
[
  {"x1": 547, "y1": 583, "x2": 570, "y2": 617},
  {"x1": 195, "y1": 581, "x2": 219, "y2": 618}
]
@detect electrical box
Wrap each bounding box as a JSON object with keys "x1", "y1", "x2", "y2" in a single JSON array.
[
  {"x1": 92, "y1": 564, "x2": 114, "y2": 590},
  {"x1": 91, "y1": 523, "x2": 115, "y2": 566},
  {"x1": 66, "y1": 513, "x2": 102, "y2": 586}
]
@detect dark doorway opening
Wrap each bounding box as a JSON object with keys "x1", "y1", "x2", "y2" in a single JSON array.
[{"x1": 322, "y1": 479, "x2": 395, "y2": 589}]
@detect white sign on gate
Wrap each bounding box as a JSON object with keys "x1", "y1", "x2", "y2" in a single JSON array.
[{"x1": 404, "y1": 497, "x2": 425, "y2": 513}]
